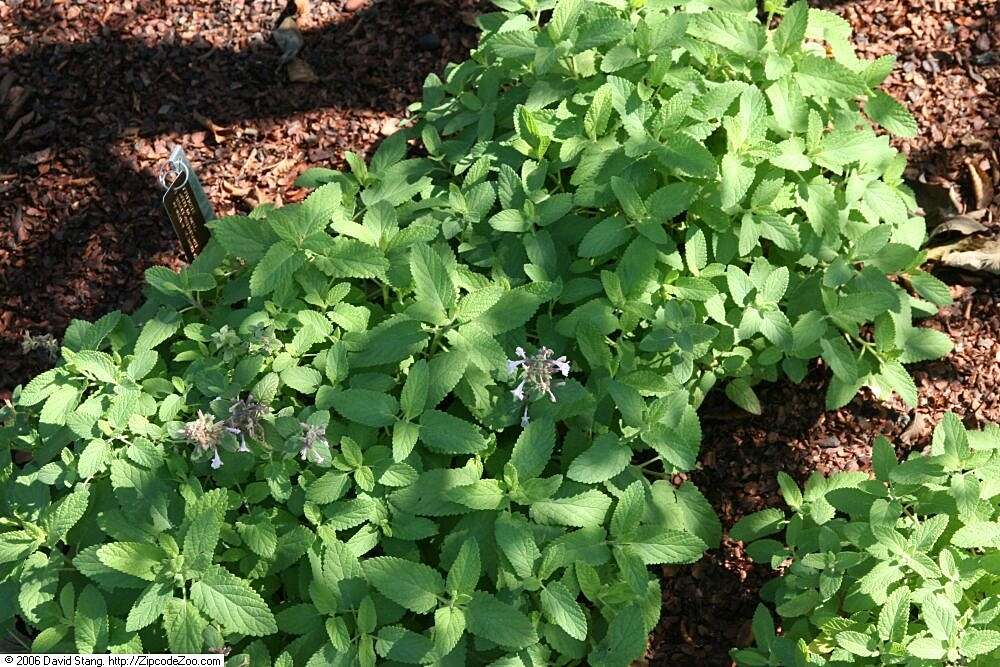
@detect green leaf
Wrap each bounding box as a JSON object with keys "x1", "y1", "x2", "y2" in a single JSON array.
[
  {"x1": 162, "y1": 599, "x2": 207, "y2": 654},
  {"x1": 126, "y1": 581, "x2": 172, "y2": 631},
  {"x1": 363, "y1": 557, "x2": 444, "y2": 614},
  {"x1": 880, "y1": 360, "x2": 918, "y2": 407},
  {"x1": 236, "y1": 518, "x2": 278, "y2": 559},
  {"x1": 725, "y1": 379, "x2": 761, "y2": 415},
  {"x1": 75, "y1": 585, "x2": 109, "y2": 653},
  {"x1": 730, "y1": 509, "x2": 785, "y2": 542},
  {"x1": 820, "y1": 337, "x2": 859, "y2": 382},
  {"x1": 611, "y1": 177, "x2": 647, "y2": 220},
  {"x1": 773, "y1": 1, "x2": 807, "y2": 54},
  {"x1": 867, "y1": 90, "x2": 918, "y2": 138},
  {"x1": 530, "y1": 490, "x2": 612, "y2": 528},
  {"x1": 400, "y1": 359, "x2": 429, "y2": 420},
  {"x1": 281, "y1": 366, "x2": 322, "y2": 394},
  {"x1": 689, "y1": 11, "x2": 765, "y2": 58},
  {"x1": 589, "y1": 604, "x2": 646, "y2": 666},
  {"x1": 42, "y1": 487, "x2": 89, "y2": 546},
  {"x1": 624, "y1": 526, "x2": 707, "y2": 565},
  {"x1": 419, "y1": 410, "x2": 488, "y2": 454},
  {"x1": 135, "y1": 310, "x2": 181, "y2": 353},
  {"x1": 447, "y1": 479, "x2": 505, "y2": 510},
  {"x1": 585, "y1": 85, "x2": 614, "y2": 139},
  {"x1": 899, "y1": 327, "x2": 953, "y2": 363},
  {"x1": 922, "y1": 595, "x2": 958, "y2": 642},
  {"x1": 447, "y1": 539, "x2": 481, "y2": 597},
  {"x1": 908, "y1": 271, "x2": 952, "y2": 306},
  {"x1": 433, "y1": 606, "x2": 465, "y2": 658},
  {"x1": 250, "y1": 240, "x2": 304, "y2": 297},
  {"x1": 796, "y1": 55, "x2": 868, "y2": 98},
  {"x1": 410, "y1": 244, "x2": 456, "y2": 322},
  {"x1": 510, "y1": 417, "x2": 556, "y2": 480},
  {"x1": 549, "y1": 0, "x2": 585, "y2": 41},
  {"x1": 184, "y1": 492, "x2": 226, "y2": 571},
  {"x1": 650, "y1": 481, "x2": 722, "y2": 549},
  {"x1": 836, "y1": 630, "x2": 878, "y2": 657},
  {"x1": 776, "y1": 472, "x2": 802, "y2": 510},
  {"x1": 567, "y1": 433, "x2": 631, "y2": 483},
  {"x1": 96, "y1": 542, "x2": 166, "y2": 581},
  {"x1": 466, "y1": 592, "x2": 538, "y2": 649},
  {"x1": 721, "y1": 155, "x2": 755, "y2": 209},
  {"x1": 951, "y1": 521, "x2": 1000, "y2": 549},
  {"x1": 877, "y1": 586, "x2": 910, "y2": 643},
  {"x1": 189, "y1": 564, "x2": 278, "y2": 636},
  {"x1": 579, "y1": 217, "x2": 631, "y2": 258},
  {"x1": 541, "y1": 581, "x2": 587, "y2": 641},
  {"x1": 962, "y1": 630, "x2": 1000, "y2": 658},
  {"x1": 315, "y1": 238, "x2": 389, "y2": 279},
  {"x1": 330, "y1": 389, "x2": 398, "y2": 428}
]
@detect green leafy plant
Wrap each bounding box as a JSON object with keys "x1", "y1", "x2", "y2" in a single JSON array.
[
  {"x1": 732, "y1": 414, "x2": 1000, "y2": 666},
  {"x1": 1, "y1": 0, "x2": 952, "y2": 663}
]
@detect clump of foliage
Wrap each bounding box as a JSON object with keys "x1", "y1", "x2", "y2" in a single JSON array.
[
  {"x1": 732, "y1": 414, "x2": 1000, "y2": 666},
  {"x1": 1, "y1": 0, "x2": 951, "y2": 664}
]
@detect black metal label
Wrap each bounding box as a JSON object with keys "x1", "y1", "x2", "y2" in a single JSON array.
[
  {"x1": 164, "y1": 177, "x2": 211, "y2": 260},
  {"x1": 160, "y1": 146, "x2": 214, "y2": 261}
]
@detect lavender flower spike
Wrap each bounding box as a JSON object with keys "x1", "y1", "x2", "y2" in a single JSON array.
[
  {"x1": 506, "y1": 345, "x2": 572, "y2": 413},
  {"x1": 299, "y1": 422, "x2": 328, "y2": 465}
]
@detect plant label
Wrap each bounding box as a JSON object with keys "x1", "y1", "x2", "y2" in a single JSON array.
[{"x1": 161, "y1": 145, "x2": 214, "y2": 260}]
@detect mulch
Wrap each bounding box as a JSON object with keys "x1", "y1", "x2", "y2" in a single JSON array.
[
  {"x1": 654, "y1": 2, "x2": 1000, "y2": 662},
  {"x1": 1, "y1": 1, "x2": 998, "y2": 666},
  {"x1": 0, "y1": 0, "x2": 482, "y2": 395}
]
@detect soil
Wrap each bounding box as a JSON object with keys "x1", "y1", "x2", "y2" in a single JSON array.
[{"x1": 1, "y1": 1, "x2": 998, "y2": 665}]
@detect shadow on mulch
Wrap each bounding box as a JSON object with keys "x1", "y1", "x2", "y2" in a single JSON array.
[{"x1": 0, "y1": 0, "x2": 481, "y2": 394}]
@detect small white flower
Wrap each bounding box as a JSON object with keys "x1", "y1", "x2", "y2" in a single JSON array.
[
  {"x1": 511, "y1": 380, "x2": 526, "y2": 401},
  {"x1": 210, "y1": 450, "x2": 224, "y2": 469}
]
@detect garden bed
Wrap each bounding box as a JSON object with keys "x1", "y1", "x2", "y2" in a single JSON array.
[{"x1": 1, "y1": 0, "x2": 998, "y2": 665}]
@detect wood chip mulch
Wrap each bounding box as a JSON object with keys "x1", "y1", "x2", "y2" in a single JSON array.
[
  {"x1": 0, "y1": 1, "x2": 998, "y2": 666},
  {"x1": 0, "y1": 0, "x2": 482, "y2": 395},
  {"x1": 654, "y1": 4, "x2": 999, "y2": 663}
]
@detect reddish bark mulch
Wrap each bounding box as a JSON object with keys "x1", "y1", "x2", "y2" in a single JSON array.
[
  {"x1": 1, "y1": 1, "x2": 998, "y2": 666},
  {"x1": 0, "y1": 0, "x2": 482, "y2": 395},
  {"x1": 654, "y1": 2, "x2": 999, "y2": 663}
]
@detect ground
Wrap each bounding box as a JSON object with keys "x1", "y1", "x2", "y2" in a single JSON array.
[{"x1": 1, "y1": 1, "x2": 997, "y2": 665}]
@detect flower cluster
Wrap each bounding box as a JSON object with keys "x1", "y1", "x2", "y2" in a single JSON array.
[
  {"x1": 506, "y1": 346, "x2": 570, "y2": 426},
  {"x1": 21, "y1": 331, "x2": 59, "y2": 362},
  {"x1": 178, "y1": 396, "x2": 269, "y2": 469},
  {"x1": 299, "y1": 422, "x2": 327, "y2": 464},
  {"x1": 178, "y1": 410, "x2": 229, "y2": 469},
  {"x1": 225, "y1": 397, "x2": 269, "y2": 451}
]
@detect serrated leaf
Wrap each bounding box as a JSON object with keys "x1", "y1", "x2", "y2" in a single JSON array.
[
  {"x1": 250, "y1": 241, "x2": 304, "y2": 297},
  {"x1": 567, "y1": 433, "x2": 631, "y2": 483},
  {"x1": 162, "y1": 599, "x2": 207, "y2": 654},
  {"x1": 530, "y1": 490, "x2": 612, "y2": 528},
  {"x1": 730, "y1": 508, "x2": 785, "y2": 542},
  {"x1": 189, "y1": 565, "x2": 277, "y2": 636},
  {"x1": 419, "y1": 410, "x2": 488, "y2": 454},
  {"x1": 363, "y1": 557, "x2": 444, "y2": 614},
  {"x1": 541, "y1": 581, "x2": 587, "y2": 641},
  {"x1": 410, "y1": 244, "x2": 456, "y2": 322},
  {"x1": 867, "y1": 90, "x2": 918, "y2": 138},
  {"x1": 466, "y1": 592, "x2": 538, "y2": 649}
]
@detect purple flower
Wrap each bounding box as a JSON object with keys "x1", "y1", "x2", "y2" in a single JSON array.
[
  {"x1": 225, "y1": 396, "x2": 269, "y2": 452},
  {"x1": 505, "y1": 346, "x2": 570, "y2": 408},
  {"x1": 179, "y1": 411, "x2": 226, "y2": 452},
  {"x1": 210, "y1": 450, "x2": 224, "y2": 469},
  {"x1": 511, "y1": 380, "x2": 526, "y2": 402},
  {"x1": 299, "y1": 422, "x2": 328, "y2": 465}
]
